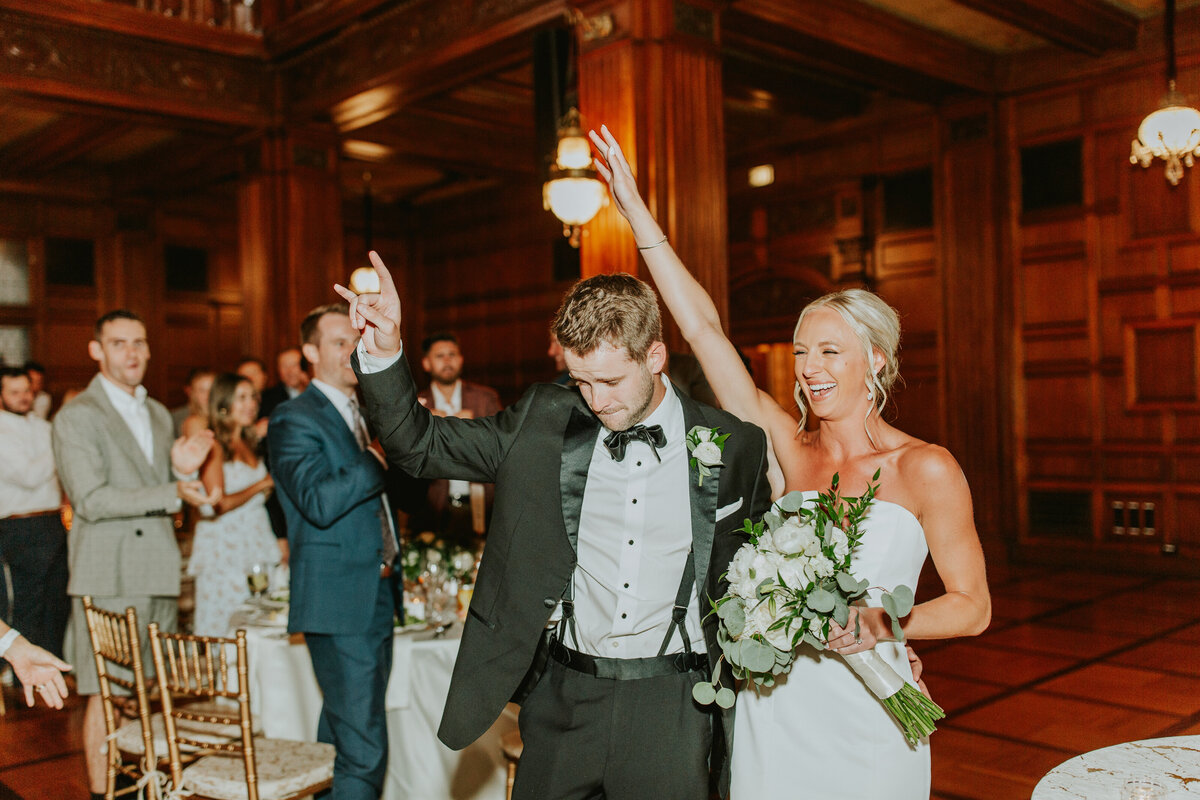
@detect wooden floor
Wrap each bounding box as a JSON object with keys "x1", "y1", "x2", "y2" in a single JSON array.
[{"x1": 2, "y1": 562, "x2": 1198, "y2": 800}]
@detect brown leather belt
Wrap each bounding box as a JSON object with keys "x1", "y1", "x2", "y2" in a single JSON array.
[{"x1": 4, "y1": 509, "x2": 60, "y2": 521}]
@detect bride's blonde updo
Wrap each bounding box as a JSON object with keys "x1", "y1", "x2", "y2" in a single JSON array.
[{"x1": 791, "y1": 288, "x2": 901, "y2": 435}]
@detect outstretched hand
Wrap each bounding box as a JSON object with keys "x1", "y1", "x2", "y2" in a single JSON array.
[
  {"x1": 334, "y1": 251, "x2": 403, "y2": 358},
  {"x1": 171, "y1": 430, "x2": 214, "y2": 475},
  {"x1": 588, "y1": 125, "x2": 653, "y2": 226}
]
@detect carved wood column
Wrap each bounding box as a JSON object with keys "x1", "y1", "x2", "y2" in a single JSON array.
[
  {"x1": 577, "y1": 0, "x2": 728, "y2": 351},
  {"x1": 936, "y1": 101, "x2": 1012, "y2": 562},
  {"x1": 237, "y1": 126, "x2": 345, "y2": 358}
]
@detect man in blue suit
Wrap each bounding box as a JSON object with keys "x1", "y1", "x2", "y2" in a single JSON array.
[{"x1": 268, "y1": 303, "x2": 399, "y2": 800}]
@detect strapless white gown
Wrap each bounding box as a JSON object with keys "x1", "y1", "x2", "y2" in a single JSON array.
[{"x1": 730, "y1": 496, "x2": 931, "y2": 799}]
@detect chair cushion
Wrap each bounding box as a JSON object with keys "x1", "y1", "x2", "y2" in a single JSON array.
[
  {"x1": 182, "y1": 738, "x2": 335, "y2": 800},
  {"x1": 114, "y1": 710, "x2": 243, "y2": 756}
]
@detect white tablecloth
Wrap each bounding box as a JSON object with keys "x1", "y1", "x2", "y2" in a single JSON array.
[
  {"x1": 234, "y1": 613, "x2": 514, "y2": 800},
  {"x1": 1032, "y1": 735, "x2": 1200, "y2": 799}
]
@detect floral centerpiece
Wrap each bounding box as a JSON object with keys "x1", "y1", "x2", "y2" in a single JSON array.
[
  {"x1": 399, "y1": 535, "x2": 481, "y2": 626},
  {"x1": 693, "y1": 471, "x2": 944, "y2": 745}
]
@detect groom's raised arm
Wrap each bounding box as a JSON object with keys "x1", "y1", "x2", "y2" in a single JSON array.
[{"x1": 353, "y1": 350, "x2": 535, "y2": 487}]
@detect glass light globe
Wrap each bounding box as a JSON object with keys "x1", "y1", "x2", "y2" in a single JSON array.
[
  {"x1": 543, "y1": 177, "x2": 608, "y2": 227},
  {"x1": 556, "y1": 135, "x2": 593, "y2": 170},
  {"x1": 349, "y1": 266, "x2": 380, "y2": 294},
  {"x1": 1136, "y1": 103, "x2": 1200, "y2": 156}
]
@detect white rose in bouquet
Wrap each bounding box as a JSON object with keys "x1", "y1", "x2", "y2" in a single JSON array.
[
  {"x1": 811, "y1": 553, "x2": 836, "y2": 579},
  {"x1": 777, "y1": 558, "x2": 810, "y2": 593},
  {"x1": 772, "y1": 518, "x2": 810, "y2": 554},
  {"x1": 828, "y1": 526, "x2": 850, "y2": 561},
  {"x1": 727, "y1": 547, "x2": 757, "y2": 598},
  {"x1": 742, "y1": 598, "x2": 775, "y2": 639}
]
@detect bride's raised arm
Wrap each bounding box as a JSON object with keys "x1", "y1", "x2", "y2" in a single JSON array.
[{"x1": 590, "y1": 126, "x2": 794, "y2": 486}]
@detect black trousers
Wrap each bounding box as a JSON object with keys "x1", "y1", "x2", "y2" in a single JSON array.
[
  {"x1": 513, "y1": 655, "x2": 714, "y2": 800},
  {"x1": 0, "y1": 513, "x2": 69, "y2": 658}
]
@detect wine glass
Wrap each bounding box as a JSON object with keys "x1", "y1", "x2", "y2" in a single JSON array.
[{"x1": 246, "y1": 562, "x2": 269, "y2": 604}]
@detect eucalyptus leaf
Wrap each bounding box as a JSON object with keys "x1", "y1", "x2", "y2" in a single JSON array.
[
  {"x1": 715, "y1": 688, "x2": 736, "y2": 709},
  {"x1": 743, "y1": 640, "x2": 777, "y2": 673},
  {"x1": 692, "y1": 682, "x2": 716, "y2": 705},
  {"x1": 833, "y1": 595, "x2": 849, "y2": 627},
  {"x1": 775, "y1": 491, "x2": 807, "y2": 513},
  {"x1": 886, "y1": 585, "x2": 915, "y2": 617},
  {"x1": 762, "y1": 510, "x2": 783, "y2": 531},
  {"x1": 806, "y1": 587, "x2": 836, "y2": 613},
  {"x1": 725, "y1": 603, "x2": 745, "y2": 638},
  {"x1": 802, "y1": 632, "x2": 825, "y2": 650},
  {"x1": 835, "y1": 571, "x2": 861, "y2": 593}
]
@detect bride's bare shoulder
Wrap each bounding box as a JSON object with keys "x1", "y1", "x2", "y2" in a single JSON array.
[{"x1": 894, "y1": 436, "x2": 965, "y2": 487}]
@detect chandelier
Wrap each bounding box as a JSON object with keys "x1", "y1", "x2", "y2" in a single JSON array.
[
  {"x1": 543, "y1": 108, "x2": 608, "y2": 247},
  {"x1": 1131, "y1": 0, "x2": 1200, "y2": 185}
]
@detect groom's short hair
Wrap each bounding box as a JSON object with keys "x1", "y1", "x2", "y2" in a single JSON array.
[{"x1": 552, "y1": 273, "x2": 662, "y2": 363}]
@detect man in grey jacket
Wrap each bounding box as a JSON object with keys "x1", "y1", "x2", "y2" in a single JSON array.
[{"x1": 52, "y1": 309, "x2": 216, "y2": 800}]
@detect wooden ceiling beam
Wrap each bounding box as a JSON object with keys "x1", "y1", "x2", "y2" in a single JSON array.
[
  {"x1": 729, "y1": 0, "x2": 997, "y2": 94},
  {"x1": 283, "y1": 0, "x2": 569, "y2": 125},
  {"x1": 951, "y1": 0, "x2": 1139, "y2": 56},
  {"x1": 0, "y1": 117, "x2": 130, "y2": 174},
  {"x1": 0, "y1": 8, "x2": 270, "y2": 127}
]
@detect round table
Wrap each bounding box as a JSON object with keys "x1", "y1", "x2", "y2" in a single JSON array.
[
  {"x1": 228, "y1": 606, "x2": 515, "y2": 800},
  {"x1": 1032, "y1": 736, "x2": 1200, "y2": 799}
]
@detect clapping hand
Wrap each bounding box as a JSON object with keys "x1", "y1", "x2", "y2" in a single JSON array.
[
  {"x1": 177, "y1": 479, "x2": 221, "y2": 509},
  {"x1": 171, "y1": 430, "x2": 215, "y2": 475},
  {"x1": 334, "y1": 251, "x2": 403, "y2": 358}
]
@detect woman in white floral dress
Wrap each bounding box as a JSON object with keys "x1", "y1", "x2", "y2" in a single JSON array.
[{"x1": 188, "y1": 374, "x2": 285, "y2": 636}]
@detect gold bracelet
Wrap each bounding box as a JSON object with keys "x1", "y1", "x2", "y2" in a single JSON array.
[{"x1": 637, "y1": 236, "x2": 669, "y2": 251}]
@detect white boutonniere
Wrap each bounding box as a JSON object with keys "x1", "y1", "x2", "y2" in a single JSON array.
[{"x1": 686, "y1": 425, "x2": 729, "y2": 487}]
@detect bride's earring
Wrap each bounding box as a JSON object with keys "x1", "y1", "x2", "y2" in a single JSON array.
[{"x1": 866, "y1": 385, "x2": 874, "y2": 401}]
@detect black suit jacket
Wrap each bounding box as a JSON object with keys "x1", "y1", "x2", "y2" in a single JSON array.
[{"x1": 356, "y1": 353, "x2": 771, "y2": 791}]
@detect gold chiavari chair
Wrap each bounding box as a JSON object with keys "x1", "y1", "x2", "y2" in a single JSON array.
[
  {"x1": 82, "y1": 598, "x2": 162, "y2": 799},
  {"x1": 148, "y1": 624, "x2": 334, "y2": 800},
  {"x1": 82, "y1": 598, "x2": 244, "y2": 800}
]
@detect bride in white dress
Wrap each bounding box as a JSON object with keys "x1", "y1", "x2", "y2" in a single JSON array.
[
  {"x1": 591, "y1": 125, "x2": 991, "y2": 798},
  {"x1": 188, "y1": 373, "x2": 285, "y2": 636}
]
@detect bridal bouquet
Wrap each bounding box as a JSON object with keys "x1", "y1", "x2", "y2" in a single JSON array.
[{"x1": 693, "y1": 471, "x2": 944, "y2": 745}]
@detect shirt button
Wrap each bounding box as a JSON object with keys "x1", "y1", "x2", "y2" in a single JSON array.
[
  {"x1": 632, "y1": 498, "x2": 637, "y2": 504},
  {"x1": 623, "y1": 583, "x2": 629, "y2": 589},
  {"x1": 621, "y1": 613, "x2": 627, "y2": 619},
  {"x1": 628, "y1": 539, "x2": 634, "y2": 545},
  {"x1": 612, "y1": 641, "x2": 620, "y2": 648},
  {"x1": 636, "y1": 461, "x2": 642, "y2": 467},
  {"x1": 543, "y1": 597, "x2": 556, "y2": 608}
]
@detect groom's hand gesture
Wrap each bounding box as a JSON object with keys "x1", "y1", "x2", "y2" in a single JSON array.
[{"x1": 334, "y1": 250, "x2": 402, "y2": 358}]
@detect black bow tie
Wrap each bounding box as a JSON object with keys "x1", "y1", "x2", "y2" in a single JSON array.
[{"x1": 603, "y1": 424, "x2": 667, "y2": 463}]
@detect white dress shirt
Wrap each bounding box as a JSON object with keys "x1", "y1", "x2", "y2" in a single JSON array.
[
  {"x1": 356, "y1": 343, "x2": 703, "y2": 657},
  {"x1": 0, "y1": 410, "x2": 61, "y2": 517},
  {"x1": 428, "y1": 381, "x2": 470, "y2": 499},
  {"x1": 310, "y1": 379, "x2": 360, "y2": 435},
  {"x1": 98, "y1": 375, "x2": 155, "y2": 466},
  {"x1": 572, "y1": 376, "x2": 702, "y2": 658}
]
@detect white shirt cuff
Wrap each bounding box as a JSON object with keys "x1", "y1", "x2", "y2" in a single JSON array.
[{"x1": 356, "y1": 340, "x2": 404, "y2": 374}]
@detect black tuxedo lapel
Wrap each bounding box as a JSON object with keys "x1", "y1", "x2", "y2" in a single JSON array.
[
  {"x1": 559, "y1": 406, "x2": 599, "y2": 550},
  {"x1": 677, "y1": 387, "x2": 720, "y2": 596}
]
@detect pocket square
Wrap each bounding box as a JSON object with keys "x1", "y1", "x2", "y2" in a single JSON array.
[{"x1": 715, "y1": 497, "x2": 744, "y2": 522}]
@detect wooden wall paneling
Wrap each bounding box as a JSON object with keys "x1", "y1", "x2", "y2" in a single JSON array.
[
  {"x1": 1124, "y1": 319, "x2": 1200, "y2": 410},
  {"x1": 937, "y1": 99, "x2": 1008, "y2": 559},
  {"x1": 1099, "y1": 288, "x2": 1156, "y2": 360},
  {"x1": 578, "y1": 0, "x2": 728, "y2": 354},
  {"x1": 1177, "y1": 493, "x2": 1200, "y2": 553},
  {"x1": 238, "y1": 127, "x2": 345, "y2": 363}
]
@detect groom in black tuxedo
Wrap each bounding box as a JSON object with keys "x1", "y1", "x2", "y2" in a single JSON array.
[{"x1": 342, "y1": 258, "x2": 772, "y2": 799}]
